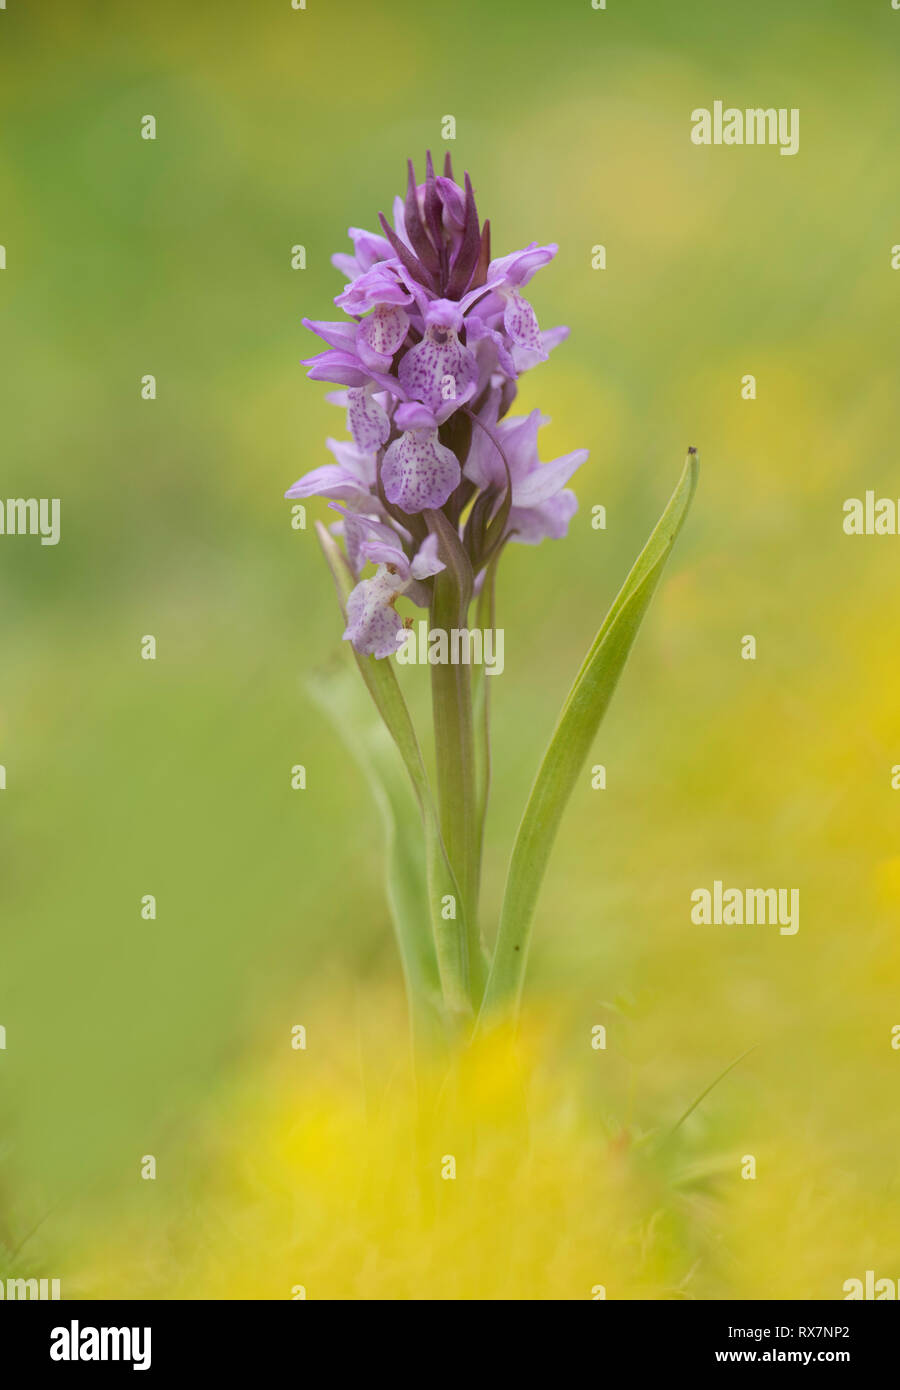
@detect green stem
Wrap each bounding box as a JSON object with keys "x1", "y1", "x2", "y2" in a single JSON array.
[
  {"x1": 429, "y1": 573, "x2": 485, "y2": 1011},
  {"x1": 471, "y1": 551, "x2": 501, "y2": 893}
]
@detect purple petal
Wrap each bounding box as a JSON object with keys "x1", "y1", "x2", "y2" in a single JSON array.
[
  {"x1": 331, "y1": 506, "x2": 408, "y2": 575},
  {"x1": 397, "y1": 304, "x2": 479, "y2": 414},
  {"x1": 512, "y1": 449, "x2": 589, "y2": 508},
  {"x1": 325, "y1": 437, "x2": 377, "y2": 484},
  {"x1": 343, "y1": 569, "x2": 407, "y2": 658},
  {"x1": 347, "y1": 386, "x2": 391, "y2": 453},
  {"x1": 303, "y1": 350, "x2": 372, "y2": 388},
  {"x1": 494, "y1": 410, "x2": 549, "y2": 485},
  {"x1": 464, "y1": 316, "x2": 517, "y2": 379},
  {"x1": 332, "y1": 253, "x2": 360, "y2": 280},
  {"x1": 462, "y1": 388, "x2": 505, "y2": 491},
  {"x1": 435, "y1": 175, "x2": 467, "y2": 231},
  {"x1": 348, "y1": 226, "x2": 393, "y2": 272},
  {"x1": 391, "y1": 194, "x2": 412, "y2": 249},
  {"x1": 503, "y1": 290, "x2": 547, "y2": 368},
  {"x1": 542, "y1": 324, "x2": 570, "y2": 354},
  {"x1": 356, "y1": 304, "x2": 409, "y2": 371},
  {"x1": 378, "y1": 211, "x2": 437, "y2": 294},
  {"x1": 302, "y1": 318, "x2": 359, "y2": 353},
  {"x1": 508, "y1": 490, "x2": 579, "y2": 544},
  {"x1": 404, "y1": 161, "x2": 441, "y2": 277},
  {"x1": 457, "y1": 274, "x2": 505, "y2": 315},
  {"x1": 304, "y1": 350, "x2": 406, "y2": 396},
  {"x1": 488, "y1": 243, "x2": 558, "y2": 289},
  {"x1": 409, "y1": 531, "x2": 445, "y2": 579},
  {"x1": 335, "y1": 262, "x2": 412, "y2": 315},
  {"x1": 284, "y1": 464, "x2": 363, "y2": 503},
  {"x1": 433, "y1": 378, "x2": 476, "y2": 423},
  {"x1": 394, "y1": 401, "x2": 438, "y2": 432},
  {"x1": 284, "y1": 438, "x2": 375, "y2": 509},
  {"x1": 381, "y1": 428, "x2": 461, "y2": 513}
]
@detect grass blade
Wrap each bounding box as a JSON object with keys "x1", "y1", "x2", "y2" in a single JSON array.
[{"x1": 662, "y1": 1044, "x2": 758, "y2": 1140}]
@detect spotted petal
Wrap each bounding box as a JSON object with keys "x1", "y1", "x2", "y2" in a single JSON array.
[
  {"x1": 343, "y1": 567, "x2": 407, "y2": 659},
  {"x1": 503, "y1": 290, "x2": 547, "y2": 370},
  {"x1": 335, "y1": 261, "x2": 412, "y2": 315},
  {"x1": 347, "y1": 386, "x2": 391, "y2": 453},
  {"x1": 397, "y1": 301, "x2": 479, "y2": 414},
  {"x1": 381, "y1": 422, "x2": 461, "y2": 513},
  {"x1": 357, "y1": 304, "x2": 410, "y2": 371}
]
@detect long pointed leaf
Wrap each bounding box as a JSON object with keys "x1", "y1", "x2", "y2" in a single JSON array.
[
  {"x1": 480, "y1": 452, "x2": 699, "y2": 1020},
  {"x1": 306, "y1": 663, "x2": 445, "y2": 1052}
]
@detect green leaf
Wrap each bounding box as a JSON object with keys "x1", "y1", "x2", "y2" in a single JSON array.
[
  {"x1": 423, "y1": 507, "x2": 474, "y2": 615},
  {"x1": 306, "y1": 661, "x2": 445, "y2": 1052},
  {"x1": 480, "y1": 452, "x2": 699, "y2": 1021},
  {"x1": 314, "y1": 524, "x2": 432, "y2": 811},
  {"x1": 314, "y1": 523, "x2": 474, "y2": 1019}
]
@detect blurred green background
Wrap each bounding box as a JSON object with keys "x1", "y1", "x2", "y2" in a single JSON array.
[{"x1": 1, "y1": 0, "x2": 899, "y2": 1297}]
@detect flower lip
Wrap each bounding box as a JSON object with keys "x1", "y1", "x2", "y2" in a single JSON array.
[
  {"x1": 381, "y1": 419, "x2": 461, "y2": 513},
  {"x1": 394, "y1": 402, "x2": 436, "y2": 432}
]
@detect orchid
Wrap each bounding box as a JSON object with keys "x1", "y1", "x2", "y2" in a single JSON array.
[{"x1": 287, "y1": 155, "x2": 698, "y2": 1049}]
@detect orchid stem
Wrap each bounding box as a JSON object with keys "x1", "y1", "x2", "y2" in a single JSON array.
[
  {"x1": 429, "y1": 572, "x2": 485, "y2": 1013},
  {"x1": 471, "y1": 557, "x2": 498, "y2": 894}
]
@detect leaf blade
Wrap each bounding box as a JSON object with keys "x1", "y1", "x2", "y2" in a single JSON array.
[
  {"x1": 480, "y1": 452, "x2": 699, "y2": 1020},
  {"x1": 314, "y1": 522, "x2": 473, "y2": 1018},
  {"x1": 305, "y1": 662, "x2": 445, "y2": 1051}
]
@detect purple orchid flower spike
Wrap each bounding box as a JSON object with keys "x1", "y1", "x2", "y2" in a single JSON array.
[
  {"x1": 289, "y1": 155, "x2": 698, "y2": 1041},
  {"x1": 290, "y1": 154, "x2": 584, "y2": 656}
]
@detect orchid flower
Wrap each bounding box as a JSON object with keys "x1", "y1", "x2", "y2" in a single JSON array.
[{"x1": 286, "y1": 155, "x2": 698, "y2": 1048}]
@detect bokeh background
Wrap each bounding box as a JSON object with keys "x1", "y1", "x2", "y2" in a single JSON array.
[{"x1": 1, "y1": 0, "x2": 898, "y2": 1298}]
